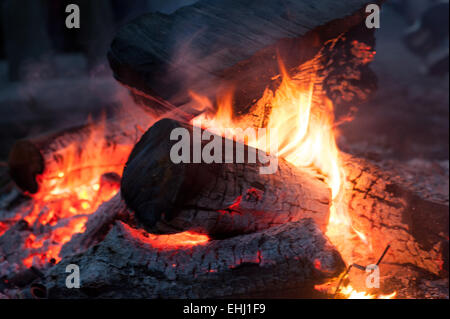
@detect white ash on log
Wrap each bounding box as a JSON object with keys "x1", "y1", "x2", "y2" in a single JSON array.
[
  {"x1": 8, "y1": 106, "x2": 154, "y2": 194},
  {"x1": 0, "y1": 192, "x2": 130, "y2": 283},
  {"x1": 42, "y1": 219, "x2": 345, "y2": 298},
  {"x1": 59, "y1": 193, "x2": 131, "y2": 259},
  {"x1": 3, "y1": 154, "x2": 446, "y2": 292},
  {"x1": 108, "y1": 0, "x2": 379, "y2": 116},
  {"x1": 121, "y1": 118, "x2": 331, "y2": 237}
]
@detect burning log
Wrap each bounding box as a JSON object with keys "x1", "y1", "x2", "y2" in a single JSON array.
[
  {"x1": 108, "y1": 0, "x2": 379, "y2": 117},
  {"x1": 0, "y1": 0, "x2": 446, "y2": 300},
  {"x1": 0, "y1": 192, "x2": 128, "y2": 276},
  {"x1": 121, "y1": 118, "x2": 331, "y2": 237},
  {"x1": 341, "y1": 156, "x2": 449, "y2": 277},
  {"x1": 116, "y1": 115, "x2": 449, "y2": 280},
  {"x1": 42, "y1": 218, "x2": 345, "y2": 298},
  {"x1": 8, "y1": 107, "x2": 153, "y2": 194}
]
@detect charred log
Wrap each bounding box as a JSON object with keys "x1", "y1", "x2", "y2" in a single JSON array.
[
  {"x1": 121, "y1": 118, "x2": 331, "y2": 237},
  {"x1": 342, "y1": 156, "x2": 449, "y2": 277},
  {"x1": 108, "y1": 0, "x2": 379, "y2": 117},
  {"x1": 43, "y1": 219, "x2": 345, "y2": 298}
]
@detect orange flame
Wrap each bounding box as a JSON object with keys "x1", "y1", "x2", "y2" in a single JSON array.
[
  {"x1": 192, "y1": 60, "x2": 355, "y2": 237},
  {"x1": 17, "y1": 113, "x2": 212, "y2": 267},
  {"x1": 339, "y1": 285, "x2": 397, "y2": 299},
  {"x1": 5, "y1": 39, "x2": 392, "y2": 298},
  {"x1": 21, "y1": 116, "x2": 134, "y2": 266},
  {"x1": 123, "y1": 223, "x2": 209, "y2": 249},
  {"x1": 191, "y1": 57, "x2": 393, "y2": 299}
]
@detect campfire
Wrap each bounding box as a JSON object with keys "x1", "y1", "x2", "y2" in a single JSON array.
[
  {"x1": 0, "y1": 0, "x2": 447, "y2": 299},
  {"x1": 187, "y1": 55, "x2": 394, "y2": 298}
]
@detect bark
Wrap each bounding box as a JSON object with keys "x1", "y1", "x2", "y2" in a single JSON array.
[
  {"x1": 108, "y1": 0, "x2": 379, "y2": 115},
  {"x1": 121, "y1": 118, "x2": 331, "y2": 237},
  {"x1": 8, "y1": 107, "x2": 154, "y2": 194},
  {"x1": 341, "y1": 155, "x2": 449, "y2": 277},
  {"x1": 43, "y1": 219, "x2": 345, "y2": 298}
]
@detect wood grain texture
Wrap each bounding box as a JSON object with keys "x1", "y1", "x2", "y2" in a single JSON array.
[
  {"x1": 121, "y1": 118, "x2": 331, "y2": 237},
  {"x1": 108, "y1": 0, "x2": 377, "y2": 113},
  {"x1": 342, "y1": 155, "x2": 449, "y2": 277},
  {"x1": 43, "y1": 219, "x2": 345, "y2": 298}
]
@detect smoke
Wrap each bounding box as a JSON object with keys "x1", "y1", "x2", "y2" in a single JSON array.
[{"x1": 147, "y1": 0, "x2": 199, "y2": 14}]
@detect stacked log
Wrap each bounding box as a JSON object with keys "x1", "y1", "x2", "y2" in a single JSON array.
[
  {"x1": 45, "y1": 213, "x2": 346, "y2": 298},
  {"x1": 108, "y1": 0, "x2": 379, "y2": 117},
  {"x1": 121, "y1": 118, "x2": 331, "y2": 237}
]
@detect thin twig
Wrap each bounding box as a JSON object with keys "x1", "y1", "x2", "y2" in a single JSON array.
[
  {"x1": 376, "y1": 244, "x2": 391, "y2": 265},
  {"x1": 333, "y1": 264, "x2": 352, "y2": 298},
  {"x1": 333, "y1": 244, "x2": 391, "y2": 298}
]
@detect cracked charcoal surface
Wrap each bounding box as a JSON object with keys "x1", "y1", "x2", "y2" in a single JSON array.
[{"x1": 43, "y1": 219, "x2": 345, "y2": 298}]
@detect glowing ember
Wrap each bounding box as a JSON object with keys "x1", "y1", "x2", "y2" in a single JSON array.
[
  {"x1": 1, "y1": 112, "x2": 213, "y2": 268},
  {"x1": 18, "y1": 116, "x2": 134, "y2": 267},
  {"x1": 122, "y1": 223, "x2": 209, "y2": 249},
  {"x1": 0, "y1": 222, "x2": 8, "y2": 237}
]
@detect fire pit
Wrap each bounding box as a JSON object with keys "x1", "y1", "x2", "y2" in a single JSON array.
[{"x1": 0, "y1": 0, "x2": 448, "y2": 299}]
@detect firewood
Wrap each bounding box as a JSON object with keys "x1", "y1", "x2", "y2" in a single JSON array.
[
  {"x1": 121, "y1": 118, "x2": 331, "y2": 237},
  {"x1": 341, "y1": 156, "x2": 449, "y2": 277},
  {"x1": 108, "y1": 0, "x2": 379, "y2": 116},
  {"x1": 42, "y1": 219, "x2": 345, "y2": 298},
  {"x1": 8, "y1": 107, "x2": 154, "y2": 194},
  {"x1": 120, "y1": 121, "x2": 449, "y2": 277}
]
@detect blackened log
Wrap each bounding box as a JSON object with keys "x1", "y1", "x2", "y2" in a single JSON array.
[
  {"x1": 43, "y1": 219, "x2": 345, "y2": 298},
  {"x1": 8, "y1": 107, "x2": 154, "y2": 194},
  {"x1": 121, "y1": 118, "x2": 331, "y2": 237},
  {"x1": 6, "y1": 267, "x2": 43, "y2": 288},
  {"x1": 108, "y1": 0, "x2": 379, "y2": 115}
]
